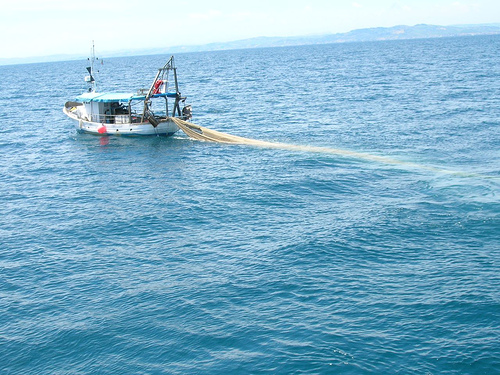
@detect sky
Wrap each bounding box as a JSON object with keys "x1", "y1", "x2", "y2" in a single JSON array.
[{"x1": 1, "y1": 0, "x2": 499, "y2": 59}]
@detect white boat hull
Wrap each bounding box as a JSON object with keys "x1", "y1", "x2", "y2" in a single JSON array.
[{"x1": 63, "y1": 107, "x2": 179, "y2": 136}]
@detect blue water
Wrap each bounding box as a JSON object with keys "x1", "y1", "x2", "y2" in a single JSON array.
[{"x1": 1, "y1": 35, "x2": 499, "y2": 374}]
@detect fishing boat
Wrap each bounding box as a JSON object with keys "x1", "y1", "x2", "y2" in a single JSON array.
[{"x1": 63, "y1": 44, "x2": 192, "y2": 136}]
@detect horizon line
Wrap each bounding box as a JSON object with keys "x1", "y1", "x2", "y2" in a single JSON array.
[{"x1": 2, "y1": 22, "x2": 499, "y2": 66}]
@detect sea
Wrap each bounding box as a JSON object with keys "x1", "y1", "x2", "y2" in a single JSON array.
[{"x1": 0, "y1": 35, "x2": 499, "y2": 374}]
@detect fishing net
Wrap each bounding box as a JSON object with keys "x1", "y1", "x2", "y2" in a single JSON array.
[
  {"x1": 171, "y1": 117, "x2": 273, "y2": 146},
  {"x1": 171, "y1": 117, "x2": 409, "y2": 163},
  {"x1": 170, "y1": 117, "x2": 483, "y2": 178}
]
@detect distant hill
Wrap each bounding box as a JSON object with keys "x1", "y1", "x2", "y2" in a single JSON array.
[
  {"x1": 159, "y1": 23, "x2": 500, "y2": 54},
  {"x1": 2, "y1": 23, "x2": 500, "y2": 65}
]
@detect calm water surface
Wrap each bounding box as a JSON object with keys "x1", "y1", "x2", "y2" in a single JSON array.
[{"x1": 1, "y1": 35, "x2": 499, "y2": 374}]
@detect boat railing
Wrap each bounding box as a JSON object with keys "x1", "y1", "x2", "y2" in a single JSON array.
[
  {"x1": 88, "y1": 112, "x2": 168, "y2": 124},
  {"x1": 88, "y1": 113, "x2": 140, "y2": 124}
]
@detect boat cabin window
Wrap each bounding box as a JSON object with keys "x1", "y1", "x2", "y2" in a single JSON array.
[{"x1": 111, "y1": 102, "x2": 128, "y2": 115}]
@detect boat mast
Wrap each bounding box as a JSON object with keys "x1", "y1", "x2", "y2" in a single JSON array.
[
  {"x1": 85, "y1": 41, "x2": 97, "y2": 92},
  {"x1": 142, "y1": 56, "x2": 182, "y2": 122},
  {"x1": 172, "y1": 63, "x2": 181, "y2": 117}
]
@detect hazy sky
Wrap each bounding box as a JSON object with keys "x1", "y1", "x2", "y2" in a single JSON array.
[{"x1": 1, "y1": 0, "x2": 499, "y2": 58}]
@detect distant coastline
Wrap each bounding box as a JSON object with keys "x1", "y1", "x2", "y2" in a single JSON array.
[{"x1": 2, "y1": 23, "x2": 499, "y2": 66}]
